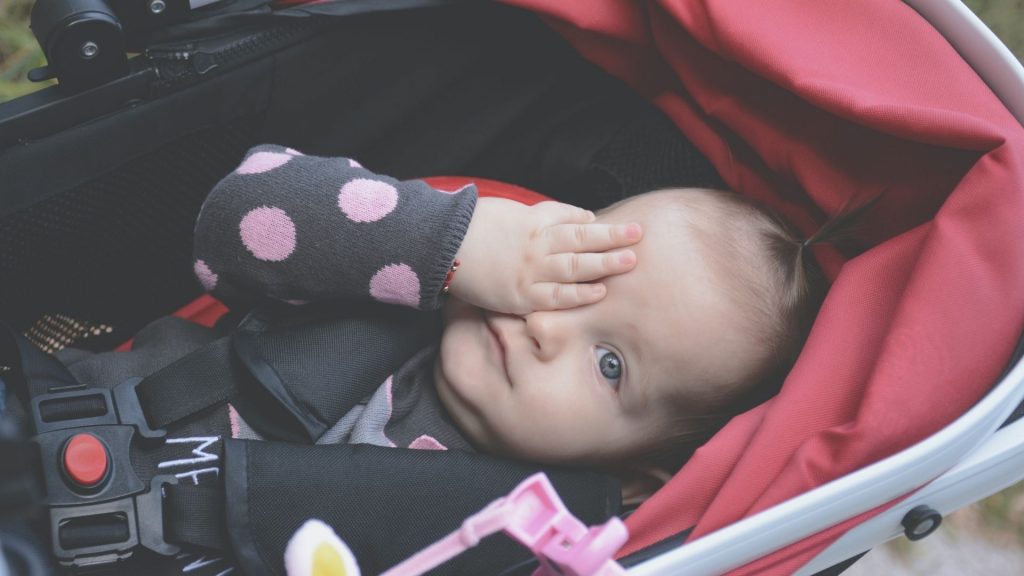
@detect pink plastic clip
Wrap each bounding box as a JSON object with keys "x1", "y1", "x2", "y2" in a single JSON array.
[{"x1": 381, "y1": 473, "x2": 628, "y2": 576}]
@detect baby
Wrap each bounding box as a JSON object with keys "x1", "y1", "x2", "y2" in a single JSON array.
[
  {"x1": 194, "y1": 144, "x2": 825, "y2": 477},
  {"x1": 439, "y1": 189, "x2": 824, "y2": 473}
]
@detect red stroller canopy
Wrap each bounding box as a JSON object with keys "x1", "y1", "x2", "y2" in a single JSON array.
[{"x1": 500, "y1": 0, "x2": 1024, "y2": 572}]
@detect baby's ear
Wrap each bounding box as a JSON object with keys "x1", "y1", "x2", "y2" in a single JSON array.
[{"x1": 618, "y1": 466, "x2": 672, "y2": 508}]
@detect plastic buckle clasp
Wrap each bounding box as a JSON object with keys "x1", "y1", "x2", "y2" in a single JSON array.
[
  {"x1": 30, "y1": 377, "x2": 165, "y2": 440},
  {"x1": 111, "y1": 376, "x2": 167, "y2": 440},
  {"x1": 30, "y1": 378, "x2": 177, "y2": 568},
  {"x1": 500, "y1": 474, "x2": 627, "y2": 576},
  {"x1": 381, "y1": 473, "x2": 627, "y2": 576}
]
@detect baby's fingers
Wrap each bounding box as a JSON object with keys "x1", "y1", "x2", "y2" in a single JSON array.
[
  {"x1": 547, "y1": 222, "x2": 643, "y2": 254},
  {"x1": 528, "y1": 282, "x2": 607, "y2": 311},
  {"x1": 544, "y1": 250, "x2": 637, "y2": 283},
  {"x1": 535, "y1": 201, "x2": 596, "y2": 225}
]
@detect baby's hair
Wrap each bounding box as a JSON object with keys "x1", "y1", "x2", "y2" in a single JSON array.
[{"x1": 612, "y1": 189, "x2": 876, "y2": 475}]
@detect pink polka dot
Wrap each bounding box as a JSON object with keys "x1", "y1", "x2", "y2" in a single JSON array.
[
  {"x1": 237, "y1": 152, "x2": 292, "y2": 174},
  {"x1": 228, "y1": 404, "x2": 241, "y2": 438},
  {"x1": 369, "y1": 264, "x2": 420, "y2": 307},
  {"x1": 408, "y1": 435, "x2": 447, "y2": 451},
  {"x1": 239, "y1": 206, "x2": 296, "y2": 261},
  {"x1": 338, "y1": 179, "x2": 398, "y2": 223},
  {"x1": 194, "y1": 259, "x2": 218, "y2": 291},
  {"x1": 348, "y1": 159, "x2": 362, "y2": 168}
]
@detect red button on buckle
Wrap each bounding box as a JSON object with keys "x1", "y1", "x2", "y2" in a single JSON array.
[{"x1": 63, "y1": 433, "x2": 109, "y2": 488}]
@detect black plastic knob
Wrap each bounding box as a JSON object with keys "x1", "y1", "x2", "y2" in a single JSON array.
[
  {"x1": 30, "y1": 0, "x2": 128, "y2": 93},
  {"x1": 901, "y1": 505, "x2": 942, "y2": 541}
]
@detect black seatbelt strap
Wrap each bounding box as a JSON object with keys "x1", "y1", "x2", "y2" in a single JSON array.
[
  {"x1": 133, "y1": 336, "x2": 242, "y2": 431},
  {"x1": 163, "y1": 482, "x2": 230, "y2": 552},
  {"x1": 2, "y1": 321, "x2": 241, "y2": 436}
]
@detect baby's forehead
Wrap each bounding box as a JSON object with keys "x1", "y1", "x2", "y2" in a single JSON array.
[
  {"x1": 596, "y1": 190, "x2": 762, "y2": 404},
  {"x1": 598, "y1": 192, "x2": 721, "y2": 268},
  {"x1": 600, "y1": 189, "x2": 770, "y2": 280},
  {"x1": 597, "y1": 188, "x2": 723, "y2": 219}
]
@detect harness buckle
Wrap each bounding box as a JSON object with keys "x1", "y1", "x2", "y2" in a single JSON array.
[{"x1": 30, "y1": 379, "x2": 179, "y2": 569}]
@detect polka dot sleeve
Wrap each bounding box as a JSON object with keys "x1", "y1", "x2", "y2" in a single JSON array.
[{"x1": 192, "y1": 145, "x2": 477, "y2": 311}]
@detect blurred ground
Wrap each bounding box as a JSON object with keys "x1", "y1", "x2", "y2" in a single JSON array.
[
  {"x1": 845, "y1": 481, "x2": 1024, "y2": 575},
  {"x1": 2, "y1": 0, "x2": 1023, "y2": 573},
  {"x1": 848, "y1": 529, "x2": 1024, "y2": 575}
]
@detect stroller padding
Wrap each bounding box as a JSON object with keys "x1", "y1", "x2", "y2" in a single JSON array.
[
  {"x1": 500, "y1": 0, "x2": 1024, "y2": 572},
  {"x1": 224, "y1": 439, "x2": 619, "y2": 575}
]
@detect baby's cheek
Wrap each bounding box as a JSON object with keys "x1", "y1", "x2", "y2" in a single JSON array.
[{"x1": 438, "y1": 325, "x2": 486, "y2": 395}]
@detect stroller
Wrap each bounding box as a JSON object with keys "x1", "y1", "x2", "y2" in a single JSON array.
[{"x1": 1, "y1": 0, "x2": 1023, "y2": 574}]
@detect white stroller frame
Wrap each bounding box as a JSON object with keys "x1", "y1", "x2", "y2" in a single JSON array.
[{"x1": 630, "y1": 1, "x2": 1024, "y2": 574}]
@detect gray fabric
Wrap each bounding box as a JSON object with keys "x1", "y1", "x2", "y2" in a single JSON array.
[
  {"x1": 193, "y1": 144, "x2": 477, "y2": 311},
  {"x1": 56, "y1": 315, "x2": 219, "y2": 388},
  {"x1": 316, "y1": 402, "x2": 365, "y2": 445},
  {"x1": 383, "y1": 347, "x2": 472, "y2": 451},
  {"x1": 348, "y1": 379, "x2": 397, "y2": 447},
  {"x1": 316, "y1": 347, "x2": 473, "y2": 452}
]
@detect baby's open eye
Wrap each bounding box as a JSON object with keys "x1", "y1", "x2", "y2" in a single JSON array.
[{"x1": 594, "y1": 346, "x2": 623, "y2": 387}]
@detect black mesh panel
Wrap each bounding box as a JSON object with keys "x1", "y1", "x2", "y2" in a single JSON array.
[{"x1": 0, "y1": 119, "x2": 260, "y2": 345}]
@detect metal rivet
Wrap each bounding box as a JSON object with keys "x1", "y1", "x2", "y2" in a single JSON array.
[
  {"x1": 912, "y1": 519, "x2": 934, "y2": 536},
  {"x1": 80, "y1": 41, "x2": 99, "y2": 59},
  {"x1": 149, "y1": 0, "x2": 166, "y2": 14},
  {"x1": 901, "y1": 505, "x2": 943, "y2": 541}
]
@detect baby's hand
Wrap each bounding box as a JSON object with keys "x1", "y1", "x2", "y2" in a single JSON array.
[{"x1": 452, "y1": 198, "x2": 642, "y2": 315}]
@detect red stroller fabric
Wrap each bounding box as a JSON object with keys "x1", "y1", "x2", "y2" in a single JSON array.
[{"x1": 498, "y1": 0, "x2": 1024, "y2": 573}]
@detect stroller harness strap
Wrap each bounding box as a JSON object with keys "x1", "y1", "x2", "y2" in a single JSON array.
[
  {"x1": 2, "y1": 322, "x2": 239, "y2": 567},
  {"x1": 163, "y1": 481, "x2": 229, "y2": 551},
  {"x1": 134, "y1": 336, "x2": 241, "y2": 432},
  {"x1": 3, "y1": 314, "x2": 367, "y2": 567},
  {"x1": 3, "y1": 311, "x2": 623, "y2": 573}
]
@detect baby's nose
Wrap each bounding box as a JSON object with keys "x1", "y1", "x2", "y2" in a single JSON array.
[{"x1": 523, "y1": 311, "x2": 570, "y2": 359}]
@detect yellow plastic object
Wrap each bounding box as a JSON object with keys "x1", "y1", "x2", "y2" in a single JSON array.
[
  {"x1": 284, "y1": 519, "x2": 361, "y2": 576},
  {"x1": 313, "y1": 542, "x2": 349, "y2": 576}
]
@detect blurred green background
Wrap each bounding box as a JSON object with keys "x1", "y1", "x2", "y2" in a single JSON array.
[
  {"x1": 0, "y1": 0, "x2": 1022, "y2": 570},
  {"x1": 0, "y1": 0, "x2": 46, "y2": 101}
]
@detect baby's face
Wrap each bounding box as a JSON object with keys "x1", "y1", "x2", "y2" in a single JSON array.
[{"x1": 435, "y1": 193, "x2": 763, "y2": 464}]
